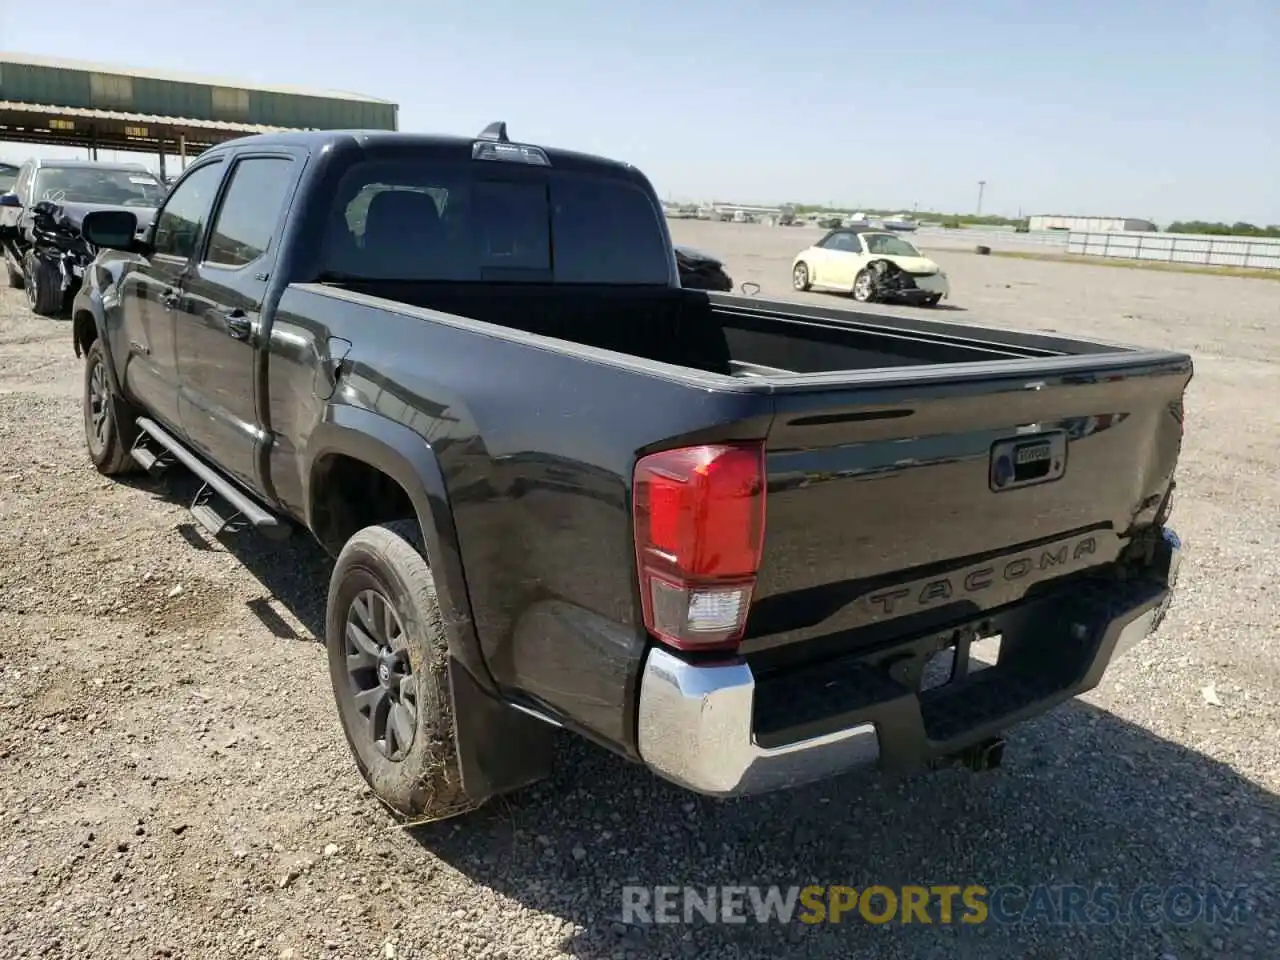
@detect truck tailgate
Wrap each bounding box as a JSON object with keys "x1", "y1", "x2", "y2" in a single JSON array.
[{"x1": 744, "y1": 352, "x2": 1191, "y2": 656}]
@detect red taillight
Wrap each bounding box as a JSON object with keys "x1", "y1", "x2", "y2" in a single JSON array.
[{"x1": 632, "y1": 442, "x2": 766, "y2": 651}]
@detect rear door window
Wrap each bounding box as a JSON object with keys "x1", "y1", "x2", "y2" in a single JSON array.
[
  {"x1": 204, "y1": 157, "x2": 296, "y2": 268},
  {"x1": 322, "y1": 160, "x2": 671, "y2": 284}
]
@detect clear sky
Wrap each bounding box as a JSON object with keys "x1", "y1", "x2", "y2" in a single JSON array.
[{"x1": 1, "y1": 0, "x2": 1276, "y2": 224}]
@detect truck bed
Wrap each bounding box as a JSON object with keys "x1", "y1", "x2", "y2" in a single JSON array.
[
  {"x1": 290, "y1": 273, "x2": 1188, "y2": 768},
  {"x1": 707, "y1": 294, "x2": 1129, "y2": 378},
  {"x1": 318, "y1": 282, "x2": 1132, "y2": 380}
]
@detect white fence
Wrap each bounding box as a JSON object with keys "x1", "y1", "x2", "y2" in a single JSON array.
[
  {"x1": 1067, "y1": 231, "x2": 1280, "y2": 271},
  {"x1": 917, "y1": 227, "x2": 1280, "y2": 271},
  {"x1": 913, "y1": 227, "x2": 1071, "y2": 251}
]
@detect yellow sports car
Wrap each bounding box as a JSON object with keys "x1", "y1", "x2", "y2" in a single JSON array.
[{"x1": 791, "y1": 229, "x2": 950, "y2": 306}]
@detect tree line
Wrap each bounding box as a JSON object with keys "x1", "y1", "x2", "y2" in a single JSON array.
[
  {"x1": 1164, "y1": 221, "x2": 1280, "y2": 238},
  {"x1": 792, "y1": 205, "x2": 1280, "y2": 237}
]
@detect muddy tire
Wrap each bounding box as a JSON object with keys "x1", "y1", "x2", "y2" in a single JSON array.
[
  {"x1": 83, "y1": 339, "x2": 139, "y2": 476},
  {"x1": 326, "y1": 520, "x2": 476, "y2": 822}
]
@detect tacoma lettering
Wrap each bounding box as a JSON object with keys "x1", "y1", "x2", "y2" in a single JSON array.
[{"x1": 864, "y1": 536, "x2": 1098, "y2": 617}]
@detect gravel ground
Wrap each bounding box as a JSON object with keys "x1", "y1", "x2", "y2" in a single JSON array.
[{"x1": 1, "y1": 224, "x2": 1277, "y2": 959}]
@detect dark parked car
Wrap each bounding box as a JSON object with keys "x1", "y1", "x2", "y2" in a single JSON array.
[
  {"x1": 72, "y1": 123, "x2": 1188, "y2": 823},
  {"x1": 0, "y1": 159, "x2": 165, "y2": 315},
  {"x1": 674, "y1": 244, "x2": 733, "y2": 291}
]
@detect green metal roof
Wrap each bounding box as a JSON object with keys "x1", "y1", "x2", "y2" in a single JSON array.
[
  {"x1": 0, "y1": 53, "x2": 397, "y2": 133},
  {"x1": 0, "y1": 52, "x2": 393, "y2": 104}
]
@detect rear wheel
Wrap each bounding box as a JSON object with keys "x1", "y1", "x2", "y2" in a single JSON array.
[
  {"x1": 326, "y1": 520, "x2": 476, "y2": 822},
  {"x1": 24, "y1": 253, "x2": 63, "y2": 316},
  {"x1": 83, "y1": 339, "x2": 139, "y2": 476},
  {"x1": 792, "y1": 261, "x2": 811, "y2": 291}
]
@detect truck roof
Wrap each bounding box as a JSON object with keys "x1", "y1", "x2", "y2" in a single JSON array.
[{"x1": 205, "y1": 127, "x2": 637, "y2": 176}]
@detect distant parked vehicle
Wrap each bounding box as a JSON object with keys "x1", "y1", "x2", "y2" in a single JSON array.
[
  {"x1": 791, "y1": 228, "x2": 950, "y2": 307},
  {"x1": 674, "y1": 245, "x2": 733, "y2": 291},
  {"x1": 881, "y1": 213, "x2": 919, "y2": 232},
  {"x1": 0, "y1": 159, "x2": 165, "y2": 315}
]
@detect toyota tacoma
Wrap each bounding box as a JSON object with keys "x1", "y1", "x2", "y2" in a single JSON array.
[{"x1": 71, "y1": 123, "x2": 1188, "y2": 820}]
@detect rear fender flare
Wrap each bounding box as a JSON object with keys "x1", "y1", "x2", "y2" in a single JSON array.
[
  {"x1": 304, "y1": 407, "x2": 495, "y2": 694},
  {"x1": 305, "y1": 409, "x2": 557, "y2": 803}
]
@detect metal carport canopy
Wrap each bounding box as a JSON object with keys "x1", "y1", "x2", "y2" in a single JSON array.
[
  {"x1": 0, "y1": 100, "x2": 287, "y2": 160},
  {"x1": 0, "y1": 52, "x2": 397, "y2": 176}
]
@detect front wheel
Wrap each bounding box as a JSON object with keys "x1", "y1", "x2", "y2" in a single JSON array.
[
  {"x1": 923, "y1": 294, "x2": 942, "y2": 307},
  {"x1": 792, "y1": 261, "x2": 811, "y2": 291},
  {"x1": 326, "y1": 520, "x2": 476, "y2": 822},
  {"x1": 5, "y1": 255, "x2": 23, "y2": 289},
  {"x1": 83, "y1": 339, "x2": 139, "y2": 476},
  {"x1": 852, "y1": 268, "x2": 877, "y2": 302},
  {"x1": 24, "y1": 253, "x2": 63, "y2": 316}
]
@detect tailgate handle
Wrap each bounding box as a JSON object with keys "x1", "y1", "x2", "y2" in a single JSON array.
[{"x1": 990, "y1": 431, "x2": 1068, "y2": 492}]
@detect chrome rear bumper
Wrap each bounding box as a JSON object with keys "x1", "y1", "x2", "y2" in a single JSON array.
[{"x1": 636, "y1": 526, "x2": 1182, "y2": 798}]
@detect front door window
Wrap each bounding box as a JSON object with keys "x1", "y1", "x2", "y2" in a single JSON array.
[{"x1": 152, "y1": 163, "x2": 225, "y2": 262}]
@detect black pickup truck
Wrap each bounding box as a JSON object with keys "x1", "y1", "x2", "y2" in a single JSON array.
[{"x1": 71, "y1": 123, "x2": 1189, "y2": 820}]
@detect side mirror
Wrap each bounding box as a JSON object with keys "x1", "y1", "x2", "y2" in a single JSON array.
[
  {"x1": 82, "y1": 209, "x2": 142, "y2": 252},
  {"x1": 0, "y1": 192, "x2": 22, "y2": 209}
]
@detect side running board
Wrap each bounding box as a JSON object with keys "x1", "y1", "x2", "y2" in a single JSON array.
[{"x1": 131, "y1": 417, "x2": 290, "y2": 541}]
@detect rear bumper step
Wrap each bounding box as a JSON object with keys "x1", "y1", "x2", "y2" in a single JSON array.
[{"x1": 636, "y1": 526, "x2": 1181, "y2": 797}]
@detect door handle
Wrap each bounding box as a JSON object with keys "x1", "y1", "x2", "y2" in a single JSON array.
[{"x1": 221, "y1": 310, "x2": 252, "y2": 340}]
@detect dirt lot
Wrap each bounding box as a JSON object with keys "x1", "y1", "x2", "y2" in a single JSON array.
[{"x1": 1, "y1": 222, "x2": 1277, "y2": 959}]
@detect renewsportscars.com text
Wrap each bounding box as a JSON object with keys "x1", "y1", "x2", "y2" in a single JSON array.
[{"x1": 621, "y1": 884, "x2": 1250, "y2": 927}]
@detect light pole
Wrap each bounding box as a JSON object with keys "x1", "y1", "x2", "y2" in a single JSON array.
[{"x1": 976, "y1": 181, "x2": 986, "y2": 217}]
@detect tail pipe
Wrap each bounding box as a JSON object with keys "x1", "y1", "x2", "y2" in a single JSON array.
[{"x1": 937, "y1": 737, "x2": 1006, "y2": 773}]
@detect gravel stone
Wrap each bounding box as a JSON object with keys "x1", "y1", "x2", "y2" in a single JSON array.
[{"x1": 0, "y1": 227, "x2": 1276, "y2": 959}]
